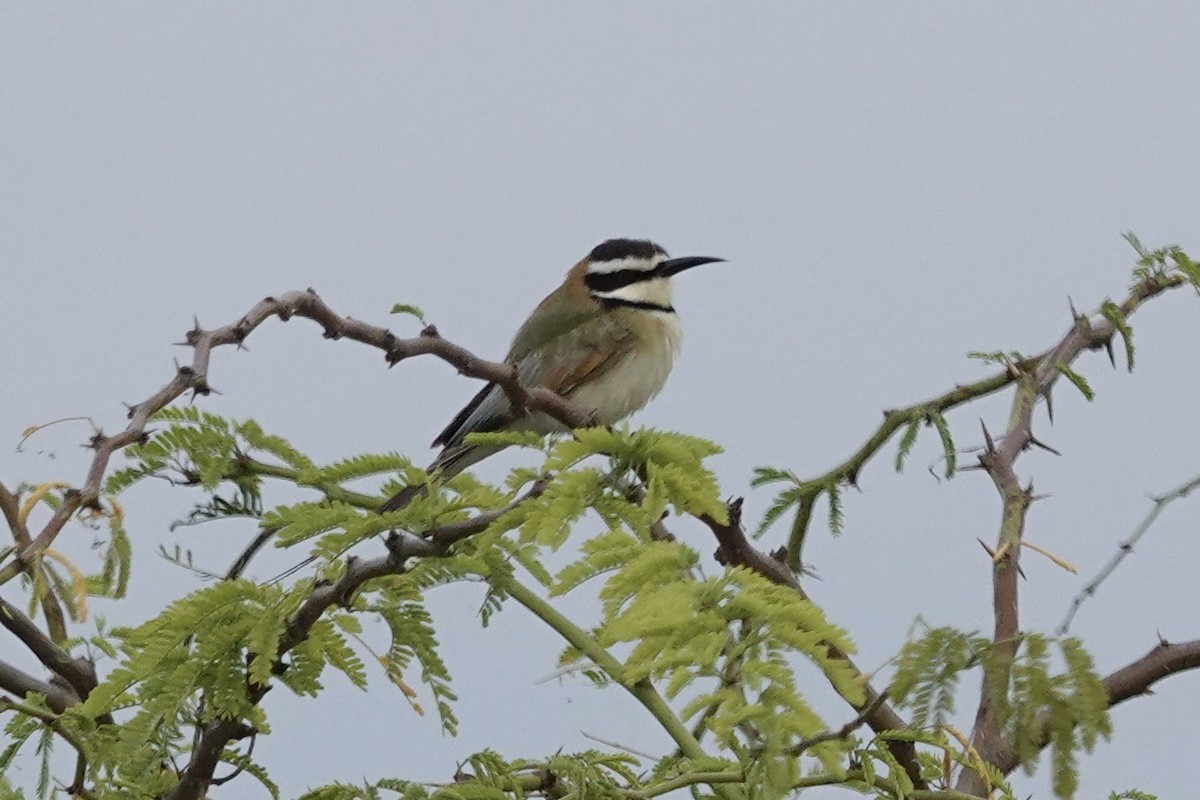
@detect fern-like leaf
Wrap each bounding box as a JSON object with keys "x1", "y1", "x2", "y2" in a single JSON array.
[
  {"x1": 894, "y1": 415, "x2": 922, "y2": 473},
  {"x1": 930, "y1": 411, "x2": 956, "y2": 479},
  {"x1": 1055, "y1": 363, "x2": 1095, "y2": 401}
]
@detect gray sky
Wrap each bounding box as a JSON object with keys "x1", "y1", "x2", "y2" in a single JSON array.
[{"x1": 2, "y1": 5, "x2": 1199, "y2": 798}]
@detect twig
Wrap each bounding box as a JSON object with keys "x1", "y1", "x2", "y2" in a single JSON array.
[
  {"x1": 224, "y1": 526, "x2": 278, "y2": 581},
  {"x1": 0, "y1": 479, "x2": 32, "y2": 551},
  {"x1": 15, "y1": 416, "x2": 98, "y2": 452},
  {"x1": 0, "y1": 695, "x2": 91, "y2": 776},
  {"x1": 789, "y1": 688, "x2": 892, "y2": 755},
  {"x1": 494, "y1": 574, "x2": 735, "y2": 800},
  {"x1": 210, "y1": 730, "x2": 256, "y2": 786},
  {"x1": 628, "y1": 771, "x2": 746, "y2": 799},
  {"x1": 580, "y1": 730, "x2": 658, "y2": 760},
  {"x1": 429, "y1": 479, "x2": 548, "y2": 546},
  {"x1": 1057, "y1": 473, "x2": 1200, "y2": 635}
]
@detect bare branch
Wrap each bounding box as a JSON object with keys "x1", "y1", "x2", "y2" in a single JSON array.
[
  {"x1": 1103, "y1": 637, "x2": 1200, "y2": 706},
  {"x1": 0, "y1": 594, "x2": 98, "y2": 707},
  {"x1": 965, "y1": 389, "x2": 1034, "y2": 771},
  {"x1": 0, "y1": 479, "x2": 31, "y2": 551},
  {"x1": 0, "y1": 659, "x2": 77, "y2": 713},
  {"x1": 1058, "y1": 473, "x2": 1200, "y2": 635}
]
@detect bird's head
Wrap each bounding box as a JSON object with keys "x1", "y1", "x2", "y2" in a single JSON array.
[{"x1": 581, "y1": 238, "x2": 723, "y2": 312}]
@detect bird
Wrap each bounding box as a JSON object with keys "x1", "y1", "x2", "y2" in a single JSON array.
[{"x1": 380, "y1": 238, "x2": 723, "y2": 512}]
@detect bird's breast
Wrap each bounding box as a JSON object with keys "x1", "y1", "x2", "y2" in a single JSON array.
[{"x1": 568, "y1": 309, "x2": 682, "y2": 425}]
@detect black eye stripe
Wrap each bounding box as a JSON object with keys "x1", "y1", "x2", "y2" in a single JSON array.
[{"x1": 584, "y1": 268, "x2": 658, "y2": 293}]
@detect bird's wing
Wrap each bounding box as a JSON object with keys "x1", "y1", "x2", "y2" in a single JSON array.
[
  {"x1": 431, "y1": 381, "x2": 504, "y2": 448},
  {"x1": 532, "y1": 324, "x2": 637, "y2": 399},
  {"x1": 433, "y1": 316, "x2": 637, "y2": 450},
  {"x1": 432, "y1": 291, "x2": 593, "y2": 450}
]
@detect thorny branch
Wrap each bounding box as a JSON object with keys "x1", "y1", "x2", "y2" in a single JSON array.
[
  {"x1": 783, "y1": 272, "x2": 1188, "y2": 572},
  {"x1": 957, "y1": 273, "x2": 1190, "y2": 794},
  {"x1": 0, "y1": 288, "x2": 593, "y2": 588},
  {"x1": 1057, "y1": 472, "x2": 1200, "y2": 635},
  {"x1": 0, "y1": 289, "x2": 581, "y2": 800}
]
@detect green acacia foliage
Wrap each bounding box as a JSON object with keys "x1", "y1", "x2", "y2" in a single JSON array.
[
  {"x1": 2, "y1": 412, "x2": 1108, "y2": 800},
  {"x1": 6, "y1": 240, "x2": 1194, "y2": 800},
  {"x1": 5, "y1": 419, "x2": 882, "y2": 799},
  {"x1": 890, "y1": 627, "x2": 1111, "y2": 798}
]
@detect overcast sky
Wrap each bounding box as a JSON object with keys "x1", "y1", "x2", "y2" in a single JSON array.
[{"x1": 3, "y1": 5, "x2": 1199, "y2": 798}]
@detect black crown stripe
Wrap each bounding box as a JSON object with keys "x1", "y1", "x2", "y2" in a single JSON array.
[{"x1": 588, "y1": 238, "x2": 667, "y2": 263}]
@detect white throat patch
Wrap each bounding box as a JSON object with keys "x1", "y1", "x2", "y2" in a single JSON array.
[{"x1": 591, "y1": 276, "x2": 674, "y2": 308}]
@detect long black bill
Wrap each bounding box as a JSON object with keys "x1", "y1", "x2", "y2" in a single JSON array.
[{"x1": 657, "y1": 255, "x2": 725, "y2": 278}]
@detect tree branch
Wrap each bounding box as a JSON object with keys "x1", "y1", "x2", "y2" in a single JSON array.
[
  {"x1": 166, "y1": 482, "x2": 546, "y2": 800},
  {"x1": 957, "y1": 273, "x2": 1188, "y2": 794},
  {"x1": 236, "y1": 457, "x2": 382, "y2": 508},
  {"x1": 0, "y1": 479, "x2": 32, "y2": 551},
  {"x1": 965, "y1": 412, "x2": 1034, "y2": 774},
  {"x1": 782, "y1": 272, "x2": 1187, "y2": 571},
  {"x1": 496, "y1": 573, "x2": 744, "y2": 800},
  {"x1": 984, "y1": 638, "x2": 1200, "y2": 778},
  {"x1": 789, "y1": 688, "x2": 893, "y2": 756},
  {"x1": 0, "y1": 594, "x2": 98, "y2": 709},
  {"x1": 781, "y1": 368, "x2": 1027, "y2": 570},
  {"x1": 0, "y1": 659, "x2": 76, "y2": 713},
  {"x1": 1057, "y1": 473, "x2": 1200, "y2": 635},
  {"x1": 1103, "y1": 637, "x2": 1200, "y2": 705},
  {"x1": 5, "y1": 262, "x2": 1187, "y2": 798},
  {"x1": 0, "y1": 693, "x2": 92, "y2": 794},
  {"x1": 699, "y1": 497, "x2": 926, "y2": 788},
  {"x1": 0, "y1": 289, "x2": 593, "y2": 588}
]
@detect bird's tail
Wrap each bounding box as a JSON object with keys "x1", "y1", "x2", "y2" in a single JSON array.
[
  {"x1": 378, "y1": 442, "x2": 506, "y2": 513},
  {"x1": 379, "y1": 483, "x2": 425, "y2": 513}
]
